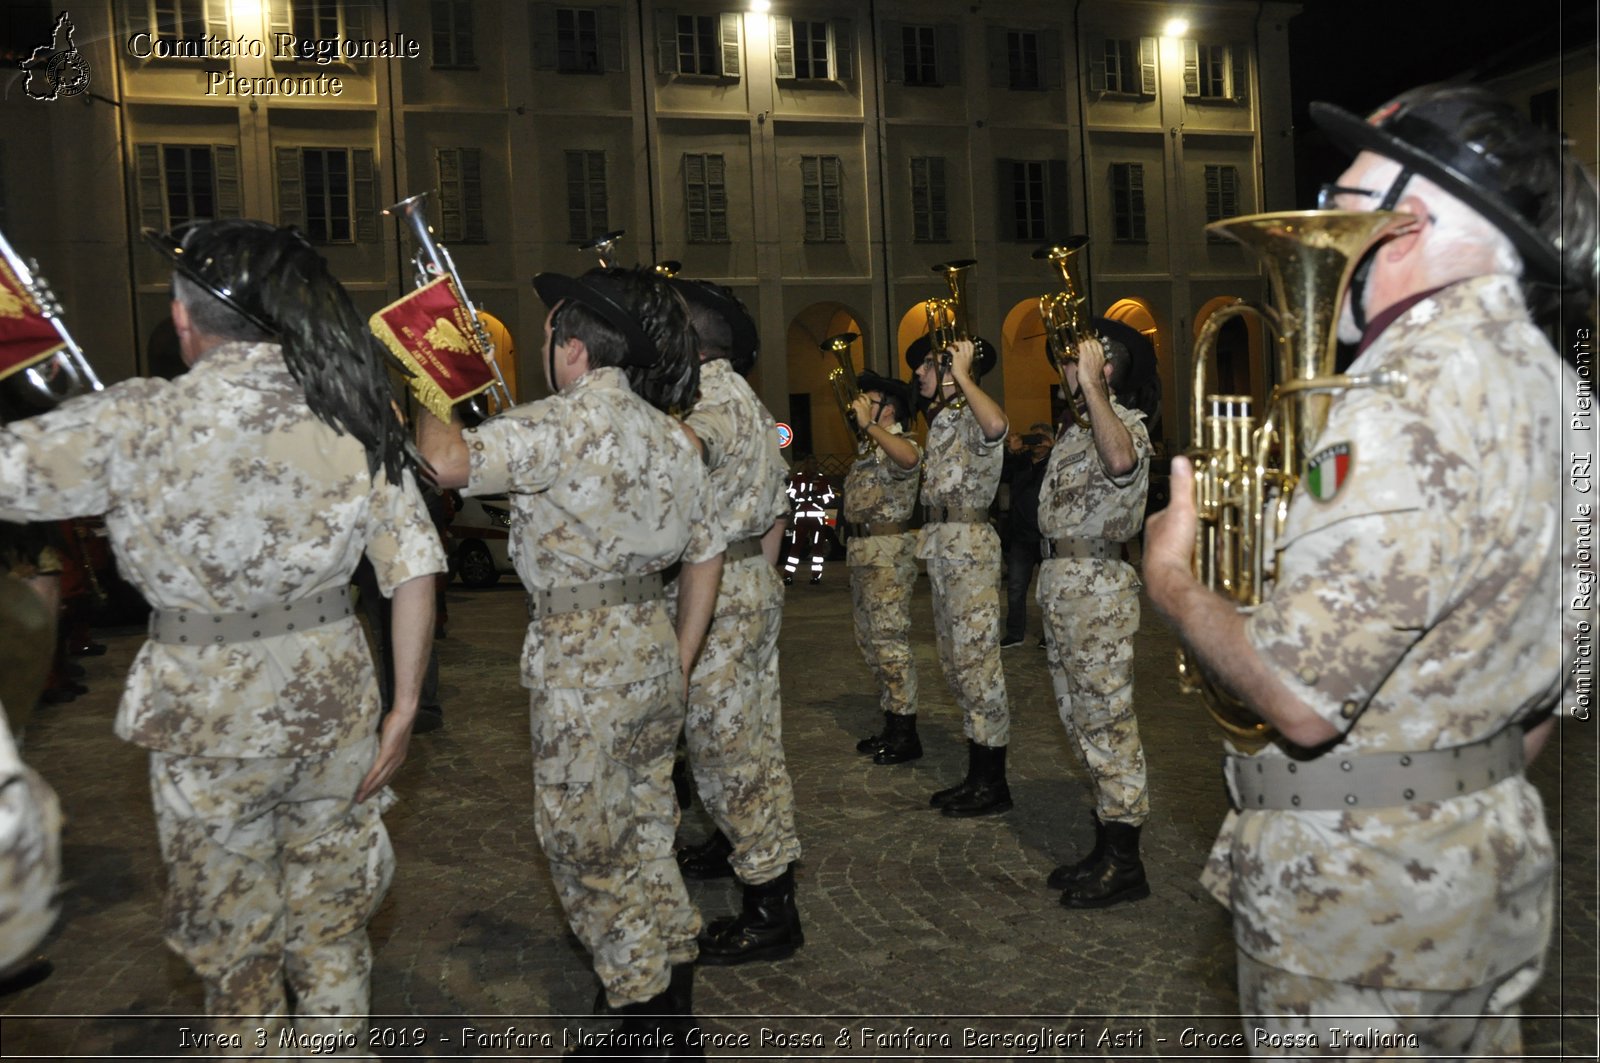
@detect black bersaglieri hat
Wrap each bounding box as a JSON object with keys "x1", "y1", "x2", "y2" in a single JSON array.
[{"x1": 533, "y1": 270, "x2": 660, "y2": 367}]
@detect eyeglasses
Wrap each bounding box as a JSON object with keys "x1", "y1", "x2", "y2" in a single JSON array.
[{"x1": 1316, "y1": 183, "x2": 1380, "y2": 210}]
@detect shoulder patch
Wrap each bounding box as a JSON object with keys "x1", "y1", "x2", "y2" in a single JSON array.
[{"x1": 1304, "y1": 442, "x2": 1351, "y2": 502}]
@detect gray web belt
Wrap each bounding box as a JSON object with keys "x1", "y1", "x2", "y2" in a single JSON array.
[
  {"x1": 724, "y1": 536, "x2": 764, "y2": 563},
  {"x1": 527, "y1": 572, "x2": 666, "y2": 619},
  {"x1": 844, "y1": 521, "x2": 909, "y2": 537},
  {"x1": 1225, "y1": 726, "x2": 1526, "y2": 811},
  {"x1": 148, "y1": 590, "x2": 355, "y2": 645},
  {"x1": 923, "y1": 505, "x2": 988, "y2": 524},
  {"x1": 1041, "y1": 537, "x2": 1120, "y2": 560}
]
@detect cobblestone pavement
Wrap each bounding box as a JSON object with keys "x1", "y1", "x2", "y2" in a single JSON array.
[{"x1": 1, "y1": 572, "x2": 1595, "y2": 1060}]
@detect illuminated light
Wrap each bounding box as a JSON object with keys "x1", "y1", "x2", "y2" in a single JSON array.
[
  {"x1": 1163, "y1": 17, "x2": 1189, "y2": 37},
  {"x1": 750, "y1": 0, "x2": 771, "y2": 12}
]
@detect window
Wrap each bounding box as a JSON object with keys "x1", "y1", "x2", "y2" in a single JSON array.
[
  {"x1": 430, "y1": 0, "x2": 475, "y2": 68},
  {"x1": 657, "y1": 12, "x2": 740, "y2": 77},
  {"x1": 134, "y1": 143, "x2": 241, "y2": 230},
  {"x1": 1182, "y1": 40, "x2": 1247, "y2": 102},
  {"x1": 800, "y1": 155, "x2": 843, "y2": 243},
  {"x1": 557, "y1": 7, "x2": 601, "y2": 72},
  {"x1": 292, "y1": 0, "x2": 340, "y2": 40},
  {"x1": 1204, "y1": 164, "x2": 1240, "y2": 230},
  {"x1": 1110, "y1": 163, "x2": 1146, "y2": 242},
  {"x1": 268, "y1": 1, "x2": 371, "y2": 60},
  {"x1": 887, "y1": 22, "x2": 957, "y2": 86},
  {"x1": 1006, "y1": 30, "x2": 1039, "y2": 91},
  {"x1": 902, "y1": 26, "x2": 937, "y2": 85},
  {"x1": 684, "y1": 154, "x2": 729, "y2": 243},
  {"x1": 436, "y1": 149, "x2": 485, "y2": 243},
  {"x1": 1008, "y1": 161, "x2": 1047, "y2": 242},
  {"x1": 772, "y1": 16, "x2": 852, "y2": 81},
  {"x1": 125, "y1": 0, "x2": 228, "y2": 51},
  {"x1": 565, "y1": 150, "x2": 608, "y2": 243},
  {"x1": 910, "y1": 157, "x2": 948, "y2": 243},
  {"x1": 1090, "y1": 36, "x2": 1157, "y2": 96},
  {"x1": 997, "y1": 159, "x2": 1067, "y2": 243},
  {"x1": 275, "y1": 146, "x2": 376, "y2": 244}
]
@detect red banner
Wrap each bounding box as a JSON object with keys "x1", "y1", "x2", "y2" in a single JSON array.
[
  {"x1": 0, "y1": 256, "x2": 65, "y2": 383},
  {"x1": 368, "y1": 275, "x2": 495, "y2": 422}
]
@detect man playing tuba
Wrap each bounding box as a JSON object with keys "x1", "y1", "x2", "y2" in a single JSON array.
[
  {"x1": 1036, "y1": 333, "x2": 1153, "y2": 909},
  {"x1": 1145, "y1": 84, "x2": 1597, "y2": 1056}
]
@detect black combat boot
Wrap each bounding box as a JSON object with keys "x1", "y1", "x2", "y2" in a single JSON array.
[
  {"x1": 571, "y1": 971, "x2": 705, "y2": 1060},
  {"x1": 940, "y1": 743, "x2": 1013, "y2": 818},
  {"x1": 870, "y1": 713, "x2": 922, "y2": 765},
  {"x1": 675, "y1": 829, "x2": 734, "y2": 881},
  {"x1": 1059, "y1": 821, "x2": 1149, "y2": 909},
  {"x1": 928, "y1": 739, "x2": 982, "y2": 808},
  {"x1": 695, "y1": 865, "x2": 803, "y2": 966},
  {"x1": 1046, "y1": 812, "x2": 1107, "y2": 889}
]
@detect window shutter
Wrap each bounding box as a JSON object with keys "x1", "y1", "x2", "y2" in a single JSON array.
[
  {"x1": 587, "y1": 152, "x2": 607, "y2": 234},
  {"x1": 1138, "y1": 36, "x2": 1157, "y2": 95},
  {"x1": 801, "y1": 155, "x2": 820, "y2": 240},
  {"x1": 881, "y1": 21, "x2": 903, "y2": 83},
  {"x1": 684, "y1": 154, "x2": 706, "y2": 242},
  {"x1": 275, "y1": 147, "x2": 305, "y2": 232},
  {"x1": 1130, "y1": 163, "x2": 1146, "y2": 240},
  {"x1": 822, "y1": 156, "x2": 842, "y2": 241},
  {"x1": 456, "y1": 3, "x2": 476, "y2": 66},
  {"x1": 1046, "y1": 159, "x2": 1069, "y2": 241},
  {"x1": 1181, "y1": 39, "x2": 1199, "y2": 96},
  {"x1": 719, "y1": 12, "x2": 741, "y2": 77},
  {"x1": 929, "y1": 157, "x2": 948, "y2": 241},
  {"x1": 1222, "y1": 165, "x2": 1238, "y2": 216},
  {"x1": 707, "y1": 154, "x2": 727, "y2": 240},
  {"x1": 530, "y1": 4, "x2": 557, "y2": 70},
  {"x1": 463, "y1": 149, "x2": 485, "y2": 243},
  {"x1": 124, "y1": 1, "x2": 150, "y2": 45},
  {"x1": 772, "y1": 16, "x2": 795, "y2": 79},
  {"x1": 831, "y1": 19, "x2": 853, "y2": 80},
  {"x1": 432, "y1": 1, "x2": 452, "y2": 64},
  {"x1": 268, "y1": 0, "x2": 292, "y2": 39},
  {"x1": 437, "y1": 149, "x2": 461, "y2": 239},
  {"x1": 352, "y1": 148, "x2": 377, "y2": 242},
  {"x1": 1041, "y1": 29, "x2": 1061, "y2": 90},
  {"x1": 599, "y1": 6, "x2": 623, "y2": 71},
  {"x1": 135, "y1": 144, "x2": 165, "y2": 231},
  {"x1": 1230, "y1": 43, "x2": 1248, "y2": 103},
  {"x1": 568, "y1": 152, "x2": 589, "y2": 242},
  {"x1": 345, "y1": 1, "x2": 371, "y2": 47},
  {"x1": 213, "y1": 145, "x2": 241, "y2": 219},
  {"x1": 655, "y1": 9, "x2": 678, "y2": 73},
  {"x1": 935, "y1": 24, "x2": 959, "y2": 86},
  {"x1": 204, "y1": 0, "x2": 229, "y2": 40}
]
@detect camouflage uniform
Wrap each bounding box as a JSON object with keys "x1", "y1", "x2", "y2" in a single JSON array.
[
  {"x1": 0, "y1": 341, "x2": 445, "y2": 1041},
  {"x1": 1203, "y1": 276, "x2": 1573, "y2": 1050},
  {"x1": 843, "y1": 427, "x2": 922, "y2": 718},
  {"x1": 916, "y1": 402, "x2": 1008, "y2": 746},
  {"x1": 0, "y1": 696, "x2": 60, "y2": 972},
  {"x1": 1036, "y1": 400, "x2": 1151, "y2": 824},
  {"x1": 465, "y1": 365, "x2": 722, "y2": 1005},
  {"x1": 680, "y1": 358, "x2": 797, "y2": 885}
]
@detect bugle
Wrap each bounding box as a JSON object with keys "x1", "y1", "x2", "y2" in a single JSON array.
[
  {"x1": 822, "y1": 331, "x2": 866, "y2": 447},
  {"x1": 1180, "y1": 209, "x2": 1411, "y2": 746},
  {"x1": 385, "y1": 191, "x2": 513, "y2": 414},
  {"x1": 1033, "y1": 238, "x2": 1096, "y2": 428}
]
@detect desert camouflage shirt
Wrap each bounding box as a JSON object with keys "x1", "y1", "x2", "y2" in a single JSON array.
[
  {"x1": 843, "y1": 426, "x2": 921, "y2": 568},
  {"x1": 916, "y1": 401, "x2": 1004, "y2": 561},
  {"x1": 0, "y1": 341, "x2": 446, "y2": 758},
  {"x1": 464, "y1": 366, "x2": 723, "y2": 689},
  {"x1": 1206, "y1": 274, "x2": 1573, "y2": 989},
  {"x1": 1037, "y1": 400, "x2": 1150, "y2": 595}
]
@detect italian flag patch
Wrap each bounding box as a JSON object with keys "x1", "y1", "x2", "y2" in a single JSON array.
[{"x1": 1305, "y1": 443, "x2": 1351, "y2": 502}]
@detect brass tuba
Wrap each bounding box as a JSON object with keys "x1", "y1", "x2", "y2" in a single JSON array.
[
  {"x1": 925, "y1": 259, "x2": 976, "y2": 356},
  {"x1": 822, "y1": 332, "x2": 866, "y2": 447},
  {"x1": 386, "y1": 191, "x2": 513, "y2": 414},
  {"x1": 1179, "y1": 209, "x2": 1411, "y2": 746},
  {"x1": 0, "y1": 227, "x2": 101, "y2": 416},
  {"x1": 1033, "y1": 238, "x2": 1096, "y2": 428}
]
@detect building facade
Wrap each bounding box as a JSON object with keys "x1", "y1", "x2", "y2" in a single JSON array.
[{"x1": 1, "y1": 0, "x2": 1302, "y2": 463}]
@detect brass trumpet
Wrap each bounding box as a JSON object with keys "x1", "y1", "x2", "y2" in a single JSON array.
[
  {"x1": 386, "y1": 191, "x2": 513, "y2": 414},
  {"x1": 1179, "y1": 209, "x2": 1411, "y2": 746},
  {"x1": 0, "y1": 226, "x2": 101, "y2": 414},
  {"x1": 822, "y1": 332, "x2": 866, "y2": 446},
  {"x1": 1034, "y1": 239, "x2": 1096, "y2": 429}
]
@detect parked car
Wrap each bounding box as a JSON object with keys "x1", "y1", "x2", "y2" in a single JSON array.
[{"x1": 449, "y1": 493, "x2": 515, "y2": 588}]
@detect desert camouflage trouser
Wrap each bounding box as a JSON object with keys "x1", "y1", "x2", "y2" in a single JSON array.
[
  {"x1": 1039, "y1": 561, "x2": 1148, "y2": 824},
  {"x1": 926, "y1": 555, "x2": 1009, "y2": 747},
  {"x1": 1237, "y1": 950, "x2": 1538, "y2": 1059},
  {"x1": 848, "y1": 549, "x2": 918, "y2": 718},
  {"x1": 685, "y1": 563, "x2": 800, "y2": 886},
  {"x1": 150, "y1": 736, "x2": 393, "y2": 1055},
  {"x1": 531, "y1": 675, "x2": 700, "y2": 1008}
]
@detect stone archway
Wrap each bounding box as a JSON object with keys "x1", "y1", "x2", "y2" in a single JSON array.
[
  {"x1": 999, "y1": 300, "x2": 1057, "y2": 435},
  {"x1": 1102, "y1": 297, "x2": 1169, "y2": 452},
  {"x1": 785, "y1": 301, "x2": 868, "y2": 469}
]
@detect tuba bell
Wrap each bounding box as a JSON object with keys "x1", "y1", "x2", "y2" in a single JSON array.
[
  {"x1": 386, "y1": 192, "x2": 514, "y2": 415},
  {"x1": 1179, "y1": 209, "x2": 1411, "y2": 746},
  {"x1": 1033, "y1": 238, "x2": 1096, "y2": 429},
  {"x1": 921, "y1": 259, "x2": 997, "y2": 382},
  {"x1": 0, "y1": 226, "x2": 101, "y2": 419},
  {"x1": 821, "y1": 332, "x2": 866, "y2": 447}
]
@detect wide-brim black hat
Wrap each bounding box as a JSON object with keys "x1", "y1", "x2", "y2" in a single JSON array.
[
  {"x1": 904, "y1": 334, "x2": 998, "y2": 377},
  {"x1": 668, "y1": 278, "x2": 759, "y2": 367},
  {"x1": 856, "y1": 369, "x2": 914, "y2": 427},
  {"x1": 533, "y1": 271, "x2": 658, "y2": 367},
  {"x1": 1310, "y1": 92, "x2": 1564, "y2": 285},
  {"x1": 143, "y1": 221, "x2": 301, "y2": 337}
]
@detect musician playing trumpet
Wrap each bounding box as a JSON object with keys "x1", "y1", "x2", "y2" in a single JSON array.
[{"x1": 1036, "y1": 334, "x2": 1153, "y2": 909}]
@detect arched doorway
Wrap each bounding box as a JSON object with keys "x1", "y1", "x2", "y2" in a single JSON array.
[
  {"x1": 1192, "y1": 295, "x2": 1265, "y2": 408},
  {"x1": 1101, "y1": 298, "x2": 1169, "y2": 452},
  {"x1": 785, "y1": 302, "x2": 868, "y2": 472},
  {"x1": 1000, "y1": 300, "x2": 1058, "y2": 435}
]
